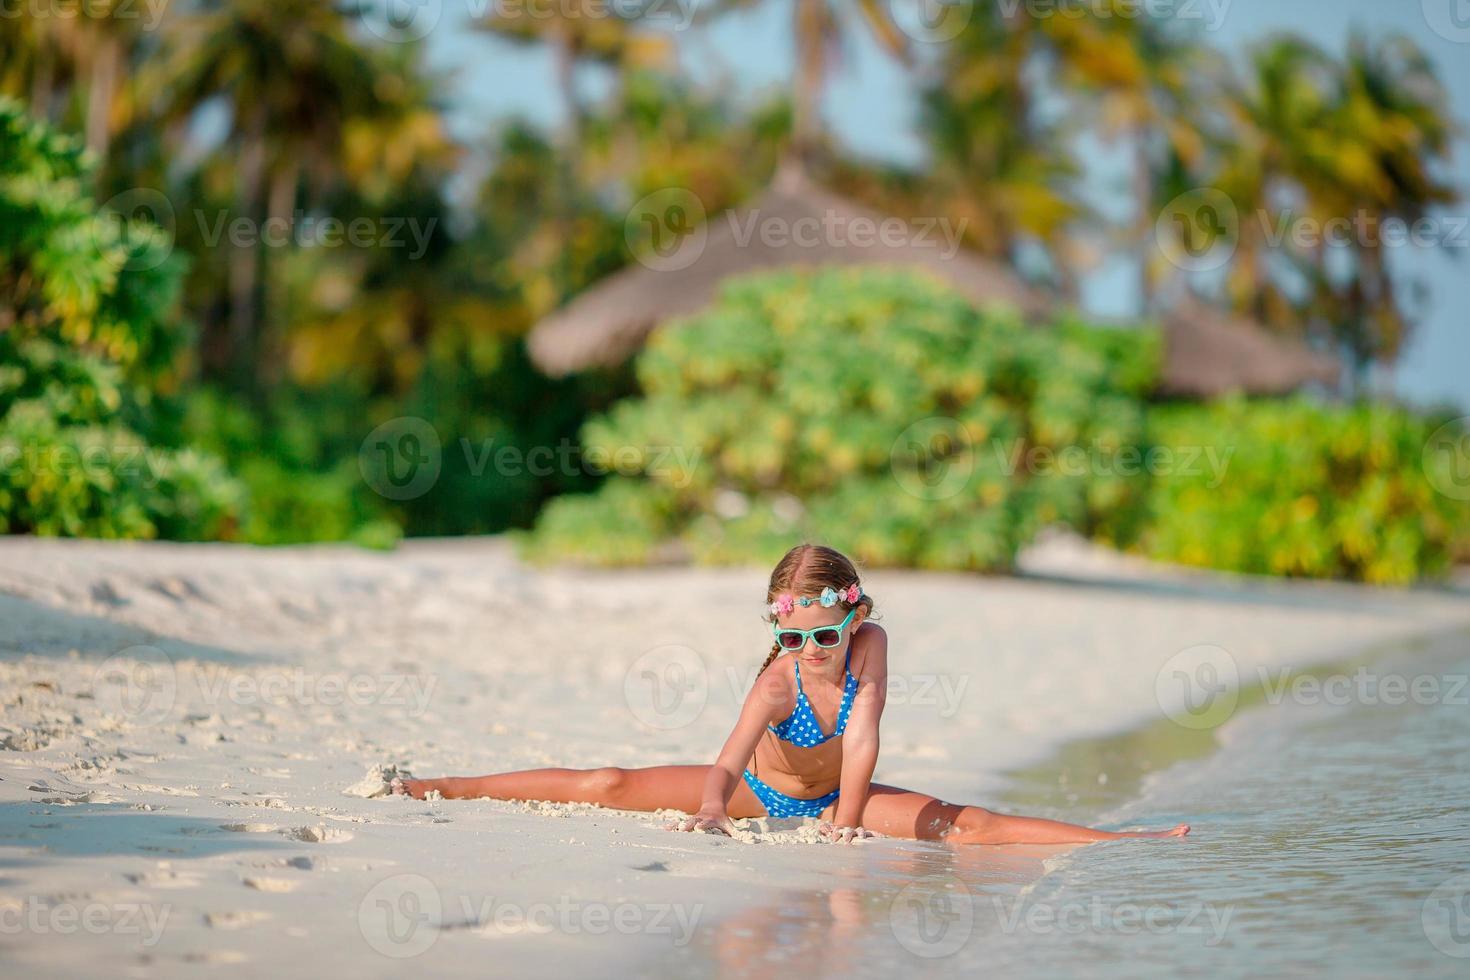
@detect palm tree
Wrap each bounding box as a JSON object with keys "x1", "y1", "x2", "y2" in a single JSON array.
[
  {"x1": 919, "y1": 10, "x2": 1079, "y2": 274},
  {"x1": 477, "y1": 0, "x2": 671, "y2": 151},
  {"x1": 699, "y1": 0, "x2": 908, "y2": 166},
  {"x1": 1328, "y1": 33, "x2": 1456, "y2": 379},
  {"x1": 145, "y1": 0, "x2": 385, "y2": 388},
  {"x1": 1212, "y1": 32, "x2": 1456, "y2": 390}
]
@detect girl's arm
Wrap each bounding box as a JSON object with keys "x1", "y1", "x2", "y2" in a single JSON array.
[
  {"x1": 829, "y1": 624, "x2": 888, "y2": 837},
  {"x1": 673, "y1": 665, "x2": 789, "y2": 834}
]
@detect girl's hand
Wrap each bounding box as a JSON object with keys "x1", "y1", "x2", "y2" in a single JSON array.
[
  {"x1": 666, "y1": 809, "x2": 734, "y2": 836},
  {"x1": 817, "y1": 822, "x2": 874, "y2": 844}
]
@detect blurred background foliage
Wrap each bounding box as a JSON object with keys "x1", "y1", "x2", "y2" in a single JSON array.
[
  {"x1": 1139, "y1": 397, "x2": 1467, "y2": 585},
  {"x1": 0, "y1": 0, "x2": 1465, "y2": 581},
  {"x1": 526, "y1": 268, "x2": 1157, "y2": 570}
]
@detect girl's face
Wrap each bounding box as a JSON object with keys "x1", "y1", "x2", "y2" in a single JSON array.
[{"x1": 774, "y1": 603, "x2": 866, "y2": 675}]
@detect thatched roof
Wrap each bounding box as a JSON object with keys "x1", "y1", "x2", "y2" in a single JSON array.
[
  {"x1": 1155, "y1": 294, "x2": 1340, "y2": 397},
  {"x1": 528, "y1": 167, "x2": 1340, "y2": 397}
]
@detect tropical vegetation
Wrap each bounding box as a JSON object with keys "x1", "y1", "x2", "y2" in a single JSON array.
[{"x1": 0, "y1": 0, "x2": 1464, "y2": 582}]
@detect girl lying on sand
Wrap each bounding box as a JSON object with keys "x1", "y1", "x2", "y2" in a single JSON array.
[{"x1": 394, "y1": 543, "x2": 1190, "y2": 845}]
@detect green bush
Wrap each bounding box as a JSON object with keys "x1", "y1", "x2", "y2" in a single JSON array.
[
  {"x1": 1136, "y1": 397, "x2": 1465, "y2": 585},
  {"x1": 0, "y1": 98, "x2": 244, "y2": 539},
  {"x1": 524, "y1": 267, "x2": 1159, "y2": 569},
  {"x1": 172, "y1": 386, "x2": 400, "y2": 548}
]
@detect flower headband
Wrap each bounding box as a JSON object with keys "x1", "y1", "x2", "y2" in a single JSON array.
[{"x1": 768, "y1": 583, "x2": 862, "y2": 617}]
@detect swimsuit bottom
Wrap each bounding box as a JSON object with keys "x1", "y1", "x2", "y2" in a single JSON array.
[{"x1": 742, "y1": 769, "x2": 839, "y2": 819}]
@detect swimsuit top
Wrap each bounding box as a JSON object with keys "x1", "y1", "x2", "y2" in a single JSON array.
[{"x1": 767, "y1": 646, "x2": 858, "y2": 747}]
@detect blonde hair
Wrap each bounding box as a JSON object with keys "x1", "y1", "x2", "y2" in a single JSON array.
[{"x1": 757, "y1": 543, "x2": 876, "y2": 677}]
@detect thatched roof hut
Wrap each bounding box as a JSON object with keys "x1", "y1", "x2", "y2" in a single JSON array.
[{"x1": 528, "y1": 167, "x2": 1339, "y2": 397}]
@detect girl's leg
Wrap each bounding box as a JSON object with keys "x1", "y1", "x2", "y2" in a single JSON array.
[
  {"x1": 853, "y1": 784, "x2": 1189, "y2": 844},
  {"x1": 396, "y1": 765, "x2": 767, "y2": 818}
]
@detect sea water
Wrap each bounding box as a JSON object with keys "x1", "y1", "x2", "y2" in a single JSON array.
[{"x1": 653, "y1": 628, "x2": 1470, "y2": 978}]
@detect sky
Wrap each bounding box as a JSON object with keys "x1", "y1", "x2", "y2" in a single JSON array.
[{"x1": 420, "y1": 0, "x2": 1467, "y2": 412}]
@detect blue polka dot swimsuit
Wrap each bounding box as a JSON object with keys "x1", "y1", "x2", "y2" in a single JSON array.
[{"x1": 742, "y1": 647, "x2": 859, "y2": 818}]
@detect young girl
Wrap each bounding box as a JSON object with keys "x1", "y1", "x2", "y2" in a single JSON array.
[{"x1": 394, "y1": 544, "x2": 1190, "y2": 845}]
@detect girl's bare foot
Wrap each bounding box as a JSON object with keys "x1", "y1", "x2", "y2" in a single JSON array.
[
  {"x1": 391, "y1": 776, "x2": 430, "y2": 799},
  {"x1": 1121, "y1": 823, "x2": 1190, "y2": 839}
]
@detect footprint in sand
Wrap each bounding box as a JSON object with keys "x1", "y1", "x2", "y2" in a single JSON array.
[
  {"x1": 124, "y1": 869, "x2": 203, "y2": 889},
  {"x1": 242, "y1": 877, "x2": 297, "y2": 893},
  {"x1": 219, "y1": 823, "x2": 278, "y2": 834},
  {"x1": 182, "y1": 950, "x2": 248, "y2": 964},
  {"x1": 281, "y1": 825, "x2": 352, "y2": 844},
  {"x1": 204, "y1": 910, "x2": 271, "y2": 930}
]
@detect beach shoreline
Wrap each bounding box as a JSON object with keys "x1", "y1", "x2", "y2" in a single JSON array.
[{"x1": 3, "y1": 534, "x2": 1469, "y2": 977}]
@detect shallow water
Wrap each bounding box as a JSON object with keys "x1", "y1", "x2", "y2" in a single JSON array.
[{"x1": 651, "y1": 627, "x2": 1470, "y2": 979}]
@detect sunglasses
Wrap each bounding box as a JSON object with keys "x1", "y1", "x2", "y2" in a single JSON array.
[{"x1": 771, "y1": 608, "x2": 857, "y2": 651}]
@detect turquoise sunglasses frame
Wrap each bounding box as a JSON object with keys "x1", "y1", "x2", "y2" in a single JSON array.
[{"x1": 771, "y1": 607, "x2": 858, "y2": 650}]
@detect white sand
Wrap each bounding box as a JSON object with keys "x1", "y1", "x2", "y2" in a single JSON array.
[{"x1": 1, "y1": 533, "x2": 1467, "y2": 977}]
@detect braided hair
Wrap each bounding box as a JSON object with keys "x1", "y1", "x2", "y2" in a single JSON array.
[{"x1": 757, "y1": 543, "x2": 876, "y2": 677}]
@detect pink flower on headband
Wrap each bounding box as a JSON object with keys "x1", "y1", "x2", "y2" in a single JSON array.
[
  {"x1": 843, "y1": 583, "x2": 861, "y2": 603},
  {"x1": 769, "y1": 594, "x2": 795, "y2": 617}
]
